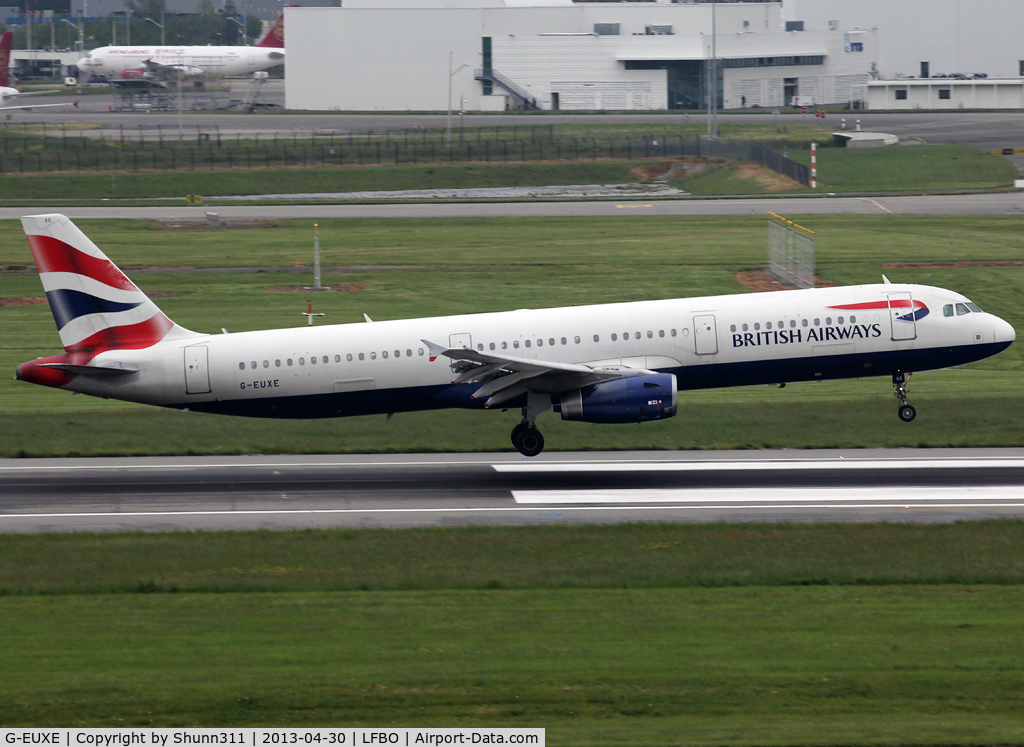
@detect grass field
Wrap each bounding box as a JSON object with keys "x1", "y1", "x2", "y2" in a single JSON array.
[
  {"x1": 2, "y1": 523, "x2": 1024, "y2": 742},
  {"x1": 0, "y1": 142, "x2": 1013, "y2": 202},
  {"x1": 1, "y1": 214, "x2": 1021, "y2": 455},
  {"x1": 784, "y1": 144, "x2": 1017, "y2": 192},
  {"x1": 4, "y1": 521, "x2": 1024, "y2": 594}
]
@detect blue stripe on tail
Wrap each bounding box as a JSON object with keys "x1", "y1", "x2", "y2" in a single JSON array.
[{"x1": 45, "y1": 288, "x2": 145, "y2": 330}]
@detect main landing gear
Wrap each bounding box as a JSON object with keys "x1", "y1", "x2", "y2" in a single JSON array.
[
  {"x1": 511, "y1": 391, "x2": 550, "y2": 457},
  {"x1": 893, "y1": 371, "x2": 916, "y2": 422}
]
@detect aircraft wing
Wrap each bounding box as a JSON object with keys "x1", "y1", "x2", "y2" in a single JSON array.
[
  {"x1": 422, "y1": 339, "x2": 653, "y2": 408},
  {"x1": 0, "y1": 100, "x2": 77, "y2": 111},
  {"x1": 141, "y1": 59, "x2": 205, "y2": 78}
]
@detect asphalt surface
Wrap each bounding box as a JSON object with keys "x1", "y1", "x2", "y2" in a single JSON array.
[
  {"x1": 3, "y1": 192, "x2": 1023, "y2": 221},
  {"x1": 16, "y1": 87, "x2": 1024, "y2": 151},
  {"x1": 1, "y1": 449, "x2": 1022, "y2": 532}
]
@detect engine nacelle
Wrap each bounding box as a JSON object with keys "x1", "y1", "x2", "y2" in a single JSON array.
[{"x1": 557, "y1": 374, "x2": 677, "y2": 424}]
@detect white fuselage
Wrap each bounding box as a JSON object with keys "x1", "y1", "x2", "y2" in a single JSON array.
[
  {"x1": 77, "y1": 45, "x2": 284, "y2": 78},
  {"x1": 62, "y1": 283, "x2": 1015, "y2": 418}
]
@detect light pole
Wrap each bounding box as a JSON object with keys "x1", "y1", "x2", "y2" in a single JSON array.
[
  {"x1": 225, "y1": 16, "x2": 246, "y2": 45},
  {"x1": 711, "y1": 0, "x2": 717, "y2": 139},
  {"x1": 60, "y1": 17, "x2": 82, "y2": 52},
  {"x1": 446, "y1": 51, "x2": 468, "y2": 146},
  {"x1": 144, "y1": 17, "x2": 165, "y2": 46}
]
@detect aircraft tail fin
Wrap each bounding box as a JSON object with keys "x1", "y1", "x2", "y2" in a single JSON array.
[
  {"x1": 255, "y1": 12, "x2": 285, "y2": 48},
  {"x1": 0, "y1": 31, "x2": 12, "y2": 88},
  {"x1": 21, "y1": 214, "x2": 196, "y2": 355}
]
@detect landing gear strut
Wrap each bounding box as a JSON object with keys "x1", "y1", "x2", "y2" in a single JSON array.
[
  {"x1": 511, "y1": 391, "x2": 550, "y2": 457},
  {"x1": 893, "y1": 371, "x2": 916, "y2": 422}
]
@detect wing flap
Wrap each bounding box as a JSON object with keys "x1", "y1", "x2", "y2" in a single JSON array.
[{"x1": 422, "y1": 338, "x2": 655, "y2": 405}]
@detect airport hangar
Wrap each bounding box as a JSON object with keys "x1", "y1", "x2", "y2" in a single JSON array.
[{"x1": 283, "y1": 0, "x2": 876, "y2": 112}]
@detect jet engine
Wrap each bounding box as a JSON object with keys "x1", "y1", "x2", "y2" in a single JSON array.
[{"x1": 556, "y1": 374, "x2": 677, "y2": 424}]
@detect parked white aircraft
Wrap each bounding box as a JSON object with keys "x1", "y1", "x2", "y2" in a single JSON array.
[
  {"x1": 0, "y1": 32, "x2": 78, "y2": 112},
  {"x1": 16, "y1": 215, "x2": 1016, "y2": 456},
  {"x1": 76, "y1": 13, "x2": 284, "y2": 80}
]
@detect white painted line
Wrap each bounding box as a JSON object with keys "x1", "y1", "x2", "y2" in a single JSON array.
[
  {"x1": 512, "y1": 486, "x2": 1024, "y2": 504},
  {"x1": 2, "y1": 457, "x2": 1022, "y2": 474},
  {"x1": 1, "y1": 496, "x2": 1023, "y2": 522},
  {"x1": 495, "y1": 459, "x2": 1024, "y2": 473}
]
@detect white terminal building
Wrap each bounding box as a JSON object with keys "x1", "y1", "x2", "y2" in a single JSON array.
[
  {"x1": 284, "y1": 0, "x2": 877, "y2": 112},
  {"x1": 786, "y1": 0, "x2": 1024, "y2": 111}
]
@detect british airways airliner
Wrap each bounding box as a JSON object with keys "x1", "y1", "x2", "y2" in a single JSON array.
[{"x1": 15, "y1": 214, "x2": 1016, "y2": 456}]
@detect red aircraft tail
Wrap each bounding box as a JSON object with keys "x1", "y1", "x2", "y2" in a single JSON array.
[
  {"x1": 255, "y1": 13, "x2": 285, "y2": 48},
  {"x1": 0, "y1": 31, "x2": 13, "y2": 88}
]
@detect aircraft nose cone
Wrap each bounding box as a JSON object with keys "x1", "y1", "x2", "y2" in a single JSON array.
[{"x1": 995, "y1": 316, "x2": 1016, "y2": 345}]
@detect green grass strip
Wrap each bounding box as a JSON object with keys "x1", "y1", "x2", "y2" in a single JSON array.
[
  {"x1": 1, "y1": 585, "x2": 1023, "y2": 743},
  {"x1": 3, "y1": 521, "x2": 1024, "y2": 594}
]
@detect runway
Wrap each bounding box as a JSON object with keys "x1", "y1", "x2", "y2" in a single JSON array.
[{"x1": 1, "y1": 449, "x2": 1022, "y2": 532}]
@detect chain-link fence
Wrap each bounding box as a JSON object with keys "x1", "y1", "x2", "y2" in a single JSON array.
[
  {"x1": 768, "y1": 212, "x2": 815, "y2": 289},
  {"x1": 0, "y1": 122, "x2": 811, "y2": 186}
]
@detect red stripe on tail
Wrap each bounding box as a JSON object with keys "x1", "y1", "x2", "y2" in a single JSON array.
[
  {"x1": 27, "y1": 234, "x2": 137, "y2": 291},
  {"x1": 64, "y1": 313, "x2": 175, "y2": 354}
]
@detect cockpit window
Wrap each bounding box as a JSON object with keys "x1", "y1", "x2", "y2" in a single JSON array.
[
  {"x1": 955, "y1": 303, "x2": 970, "y2": 315},
  {"x1": 966, "y1": 302, "x2": 983, "y2": 313},
  {"x1": 943, "y1": 304, "x2": 953, "y2": 317}
]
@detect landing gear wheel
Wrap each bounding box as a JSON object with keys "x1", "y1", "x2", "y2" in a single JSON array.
[
  {"x1": 510, "y1": 422, "x2": 527, "y2": 448},
  {"x1": 514, "y1": 427, "x2": 545, "y2": 457},
  {"x1": 898, "y1": 404, "x2": 917, "y2": 423}
]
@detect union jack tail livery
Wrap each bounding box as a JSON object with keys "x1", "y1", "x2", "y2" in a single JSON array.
[{"x1": 20, "y1": 214, "x2": 195, "y2": 370}]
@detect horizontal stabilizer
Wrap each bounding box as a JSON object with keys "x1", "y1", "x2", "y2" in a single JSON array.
[{"x1": 40, "y1": 362, "x2": 139, "y2": 377}]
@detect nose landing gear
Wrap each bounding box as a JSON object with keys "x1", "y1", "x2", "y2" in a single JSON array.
[{"x1": 893, "y1": 371, "x2": 916, "y2": 422}]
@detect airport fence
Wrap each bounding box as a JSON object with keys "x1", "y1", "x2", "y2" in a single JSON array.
[{"x1": 0, "y1": 122, "x2": 810, "y2": 186}]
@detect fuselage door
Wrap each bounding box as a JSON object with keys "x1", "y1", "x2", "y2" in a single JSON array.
[
  {"x1": 449, "y1": 333, "x2": 472, "y2": 350},
  {"x1": 693, "y1": 314, "x2": 718, "y2": 355},
  {"x1": 184, "y1": 345, "x2": 212, "y2": 394},
  {"x1": 888, "y1": 292, "x2": 917, "y2": 341}
]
